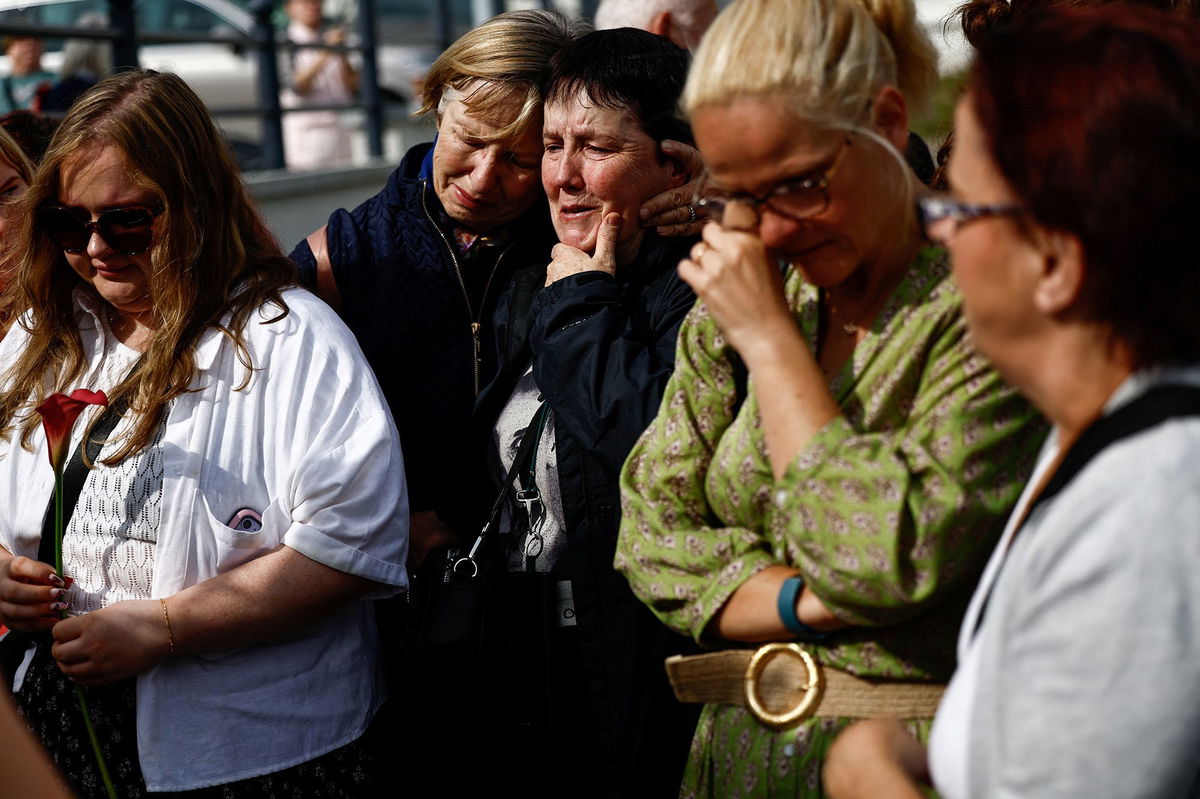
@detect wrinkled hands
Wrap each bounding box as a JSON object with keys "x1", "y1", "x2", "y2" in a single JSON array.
[
  {"x1": 677, "y1": 221, "x2": 794, "y2": 358},
  {"x1": 639, "y1": 140, "x2": 707, "y2": 237},
  {"x1": 545, "y1": 212, "x2": 621, "y2": 287}
]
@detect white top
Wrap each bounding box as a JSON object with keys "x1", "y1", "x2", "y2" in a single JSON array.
[
  {"x1": 929, "y1": 366, "x2": 1200, "y2": 799},
  {"x1": 0, "y1": 287, "x2": 410, "y2": 791},
  {"x1": 281, "y1": 20, "x2": 354, "y2": 169},
  {"x1": 62, "y1": 327, "x2": 163, "y2": 614}
]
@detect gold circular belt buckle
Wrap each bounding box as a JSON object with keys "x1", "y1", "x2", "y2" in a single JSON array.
[{"x1": 743, "y1": 643, "x2": 823, "y2": 729}]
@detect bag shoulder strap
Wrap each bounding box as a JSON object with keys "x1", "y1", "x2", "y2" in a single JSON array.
[{"x1": 450, "y1": 400, "x2": 550, "y2": 579}]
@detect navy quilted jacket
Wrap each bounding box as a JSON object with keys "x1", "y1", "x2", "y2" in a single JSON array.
[{"x1": 290, "y1": 142, "x2": 556, "y2": 516}]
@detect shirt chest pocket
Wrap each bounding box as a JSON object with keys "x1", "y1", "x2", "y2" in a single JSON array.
[{"x1": 194, "y1": 489, "x2": 288, "y2": 573}]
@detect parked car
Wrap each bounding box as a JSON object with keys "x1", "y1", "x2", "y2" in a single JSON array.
[{"x1": 0, "y1": 0, "x2": 471, "y2": 165}]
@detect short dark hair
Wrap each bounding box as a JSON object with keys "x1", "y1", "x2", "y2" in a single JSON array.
[
  {"x1": 543, "y1": 27, "x2": 693, "y2": 145},
  {"x1": 969, "y1": 5, "x2": 1200, "y2": 368}
]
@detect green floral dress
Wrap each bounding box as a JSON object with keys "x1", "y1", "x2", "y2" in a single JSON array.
[{"x1": 616, "y1": 248, "x2": 1047, "y2": 797}]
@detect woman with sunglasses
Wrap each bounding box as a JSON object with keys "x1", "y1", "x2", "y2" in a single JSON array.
[
  {"x1": 0, "y1": 70, "x2": 408, "y2": 796},
  {"x1": 614, "y1": 0, "x2": 1046, "y2": 794},
  {"x1": 823, "y1": 7, "x2": 1200, "y2": 798}
]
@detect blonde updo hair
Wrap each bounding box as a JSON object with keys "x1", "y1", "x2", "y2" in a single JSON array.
[{"x1": 684, "y1": 0, "x2": 937, "y2": 129}]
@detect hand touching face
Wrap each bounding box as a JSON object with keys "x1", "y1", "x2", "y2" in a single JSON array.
[{"x1": 542, "y1": 91, "x2": 684, "y2": 267}]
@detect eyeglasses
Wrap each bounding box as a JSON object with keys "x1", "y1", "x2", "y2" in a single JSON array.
[
  {"x1": 38, "y1": 204, "x2": 162, "y2": 256},
  {"x1": 916, "y1": 194, "x2": 1025, "y2": 245},
  {"x1": 696, "y1": 137, "x2": 853, "y2": 229}
]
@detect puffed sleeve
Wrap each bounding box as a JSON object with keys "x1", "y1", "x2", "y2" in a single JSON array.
[
  {"x1": 766, "y1": 313, "x2": 1043, "y2": 627},
  {"x1": 617, "y1": 279, "x2": 1045, "y2": 642},
  {"x1": 616, "y1": 300, "x2": 767, "y2": 641}
]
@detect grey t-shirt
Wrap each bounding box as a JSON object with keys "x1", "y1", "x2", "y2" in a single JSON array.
[{"x1": 492, "y1": 365, "x2": 566, "y2": 575}]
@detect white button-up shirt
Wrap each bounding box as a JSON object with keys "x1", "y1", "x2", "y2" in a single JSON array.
[{"x1": 0, "y1": 287, "x2": 409, "y2": 791}]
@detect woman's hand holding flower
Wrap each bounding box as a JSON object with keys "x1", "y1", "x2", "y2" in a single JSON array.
[
  {"x1": 0, "y1": 553, "x2": 69, "y2": 633},
  {"x1": 51, "y1": 599, "x2": 172, "y2": 686}
]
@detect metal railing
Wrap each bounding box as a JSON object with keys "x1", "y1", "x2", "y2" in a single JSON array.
[{"x1": 0, "y1": 0, "x2": 386, "y2": 171}]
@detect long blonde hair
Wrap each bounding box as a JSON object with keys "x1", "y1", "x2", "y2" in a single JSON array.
[{"x1": 0, "y1": 70, "x2": 296, "y2": 463}]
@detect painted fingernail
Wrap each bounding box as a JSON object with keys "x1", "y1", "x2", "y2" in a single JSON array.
[
  {"x1": 639, "y1": 207, "x2": 650, "y2": 219},
  {"x1": 50, "y1": 602, "x2": 69, "y2": 612},
  {"x1": 51, "y1": 588, "x2": 67, "y2": 600},
  {"x1": 48, "y1": 573, "x2": 65, "y2": 587},
  {"x1": 64, "y1": 576, "x2": 74, "y2": 588}
]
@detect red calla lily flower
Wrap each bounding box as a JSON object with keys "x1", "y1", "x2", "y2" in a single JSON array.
[
  {"x1": 35, "y1": 389, "x2": 109, "y2": 473},
  {"x1": 33, "y1": 387, "x2": 118, "y2": 798}
]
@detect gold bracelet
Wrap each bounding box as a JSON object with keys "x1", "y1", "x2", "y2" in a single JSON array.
[{"x1": 159, "y1": 597, "x2": 176, "y2": 656}]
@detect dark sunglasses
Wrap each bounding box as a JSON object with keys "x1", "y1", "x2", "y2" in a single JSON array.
[{"x1": 38, "y1": 204, "x2": 163, "y2": 256}]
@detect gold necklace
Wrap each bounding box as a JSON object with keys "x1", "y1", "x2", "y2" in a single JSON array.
[{"x1": 822, "y1": 289, "x2": 865, "y2": 336}]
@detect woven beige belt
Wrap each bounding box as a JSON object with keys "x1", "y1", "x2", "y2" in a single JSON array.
[{"x1": 665, "y1": 643, "x2": 945, "y2": 729}]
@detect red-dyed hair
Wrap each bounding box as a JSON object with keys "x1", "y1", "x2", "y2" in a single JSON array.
[{"x1": 968, "y1": 5, "x2": 1200, "y2": 367}]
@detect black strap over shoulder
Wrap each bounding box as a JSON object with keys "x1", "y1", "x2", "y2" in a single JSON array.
[
  {"x1": 449, "y1": 400, "x2": 550, "y2": 580},
  {"x1": 1025, "y1": 383, "x2": 1200, "y2": 518},
  {"x1": 972, "y1": 383, "x2": 1200, "y2": 637}
]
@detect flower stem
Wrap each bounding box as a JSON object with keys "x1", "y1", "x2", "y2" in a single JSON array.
[
  {"x1": 54, "y1": 470, "x2": 63, "y2": 576},
  {"x1": 54, "y1": 469, "x2": 117, "y2": 799},
  {"x1": 73, "y1": 684, "x2": 118, "y2": 799}
]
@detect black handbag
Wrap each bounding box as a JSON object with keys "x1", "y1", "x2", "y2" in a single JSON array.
[{"x1": 413, "y1": 400, "x2": 550, "y2": 653}]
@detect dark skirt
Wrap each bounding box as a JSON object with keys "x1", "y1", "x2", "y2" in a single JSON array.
[{"x1": 14, "y1": 640, "x2": 377, "y2": 798}]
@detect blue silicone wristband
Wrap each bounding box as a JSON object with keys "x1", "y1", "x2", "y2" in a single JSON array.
[{"x1": 776, "y1": 575, "x2": 828, "y2": 640}]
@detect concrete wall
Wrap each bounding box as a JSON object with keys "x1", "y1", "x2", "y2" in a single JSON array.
[
  {"x1": 247, "y1": 161, "x2": 397, "y2": 251},
  {"x1": 247, "y1": 118, "x2": 436, "y2": 250}
]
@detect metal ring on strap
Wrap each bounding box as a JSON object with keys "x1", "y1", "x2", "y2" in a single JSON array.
[
  {"x1": 743, "y1": 643, "x2": 823, "y2": 729},
  {"x1": 451, "y1": 556, "x2": 479, "y2": 579}
]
